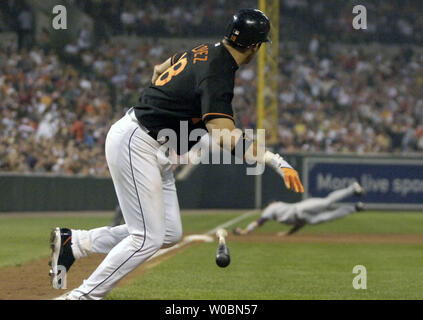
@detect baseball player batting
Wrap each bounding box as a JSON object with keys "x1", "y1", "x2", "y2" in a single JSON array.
[
  {"x1": 233, "y1": 182, "x2": 365, "y2": 236},
  {"x1": 49, "y1": 9, "x2": 304, "y2": 300}
]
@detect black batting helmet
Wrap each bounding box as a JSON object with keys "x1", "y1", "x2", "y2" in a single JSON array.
[{"x1": 224, "y1": 9, "x2": 271, "y2": 49}]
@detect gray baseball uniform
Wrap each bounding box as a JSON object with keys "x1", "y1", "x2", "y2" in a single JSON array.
[{"x1": 262, "y1": 184, "x2": 357, "y2": 225}]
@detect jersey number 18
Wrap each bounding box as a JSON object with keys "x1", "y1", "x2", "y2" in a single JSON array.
[{"x1": 155, "y1": 53, "x2": 188, "y2": 86}]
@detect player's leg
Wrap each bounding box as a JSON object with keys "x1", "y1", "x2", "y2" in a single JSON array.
[
  {"x1": 68, "y1": 169, "x2": 181, "y2": 259},
  {"x1": 67, "y1": 115, "x2": 168, "y2": 300},
  {"x1": 301, "y1": 205, "x2": 357, "y2": 225},
  {"x1": 110, "y1": 205, "x2": 124, "y2": 227},
  {"x1": 69, "y1": 186, "x2": 181, "y2": 258},
  {"x1": 70, "y1": 224, "x2": 129, "y2": 259},
  {"x1": 161, "y1": 166, "x2": 183, "y2": 247},
  {"x1": 296, "y1": 182, "x2": 363, "y2": 214},
  {"x1": 324, "y1": 182, "x2": 364, "y2": 203},
  {"x1": 49, "y1": 216, "x2": 130, "y2": 287},
  {"x1": 277, "y1": 221, "x2": 306, "y2": 236}
]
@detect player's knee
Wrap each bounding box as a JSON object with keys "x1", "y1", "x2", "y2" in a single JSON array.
[
  {"x1": 130, "y1": 234, "x2": 145, "y2": 249},
  {"x1": 149, "y1": 231, "x2": 167, "y2": 250},
  {"x1": 162, "y1": 224, "x2": 182, "y2": 248},
  {"x1": 129, "y1": 233, "x2": 164, "y2": 251},
  {"x1": 168, "y1": 225, "x2": 183, "y2": 246}
]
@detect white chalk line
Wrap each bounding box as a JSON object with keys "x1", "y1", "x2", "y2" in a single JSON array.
[{"x1": 53, "y1": 209, "x2": 259, "y2": 300}]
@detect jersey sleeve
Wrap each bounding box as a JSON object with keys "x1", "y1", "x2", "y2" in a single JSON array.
[{"x1": 198, "y1": 75, "x2": 235, "y2": 123}]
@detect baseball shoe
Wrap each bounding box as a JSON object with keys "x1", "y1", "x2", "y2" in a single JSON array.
[
  {"x1": 355, "y1": 202, "x2": 365, "y2": 212},
  {"x1": 352, "y1": 182, "x2": 365, "y2": 196},
  {"x1": 49, "y1": 227, "x2": 75, "y2": 289}
]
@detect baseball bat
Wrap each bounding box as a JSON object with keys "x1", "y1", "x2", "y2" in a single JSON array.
[{"x1": 215, "y1": 228, "x2": 230, "y2": 268}]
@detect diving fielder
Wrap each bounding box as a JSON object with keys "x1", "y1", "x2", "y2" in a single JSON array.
[
  {"x1": 49, "y1": 9, "x2": 304, "y2": 299},
  {"x1": 233, "y1": 182, "x2": 365, "y2": 236}
]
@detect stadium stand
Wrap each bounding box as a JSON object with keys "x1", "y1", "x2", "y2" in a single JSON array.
[{"x1": 0, "y1": 0, "x2": 422, "y2": 176}]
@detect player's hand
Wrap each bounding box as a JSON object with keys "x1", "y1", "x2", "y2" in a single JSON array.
[
  {"x1": 266, "y1": 152, "x2": 304, "y2": 193},
  {"x1": 280, "y1": 168, "x2": 304, "y2": 193}
]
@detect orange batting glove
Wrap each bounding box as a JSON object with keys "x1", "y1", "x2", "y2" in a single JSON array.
[
  {"x1": 281, "y1": 168, "x2": 304, "y2": 193},
  {"x1": 265, "y1": 152, "x2": 304, "y2": 193}
]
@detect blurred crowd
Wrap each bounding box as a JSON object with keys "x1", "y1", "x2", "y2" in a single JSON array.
[
  {"x1": 1, "y1": 38, "x2": 423, "y2": 176},
  {"x1": 0, "y1": 42, "x2": 114, "y2": 175},
  {"x1": 71, "y1": 0, "x2": 423, "y2": 44},
  {"x1": 274, "y1": 46, "x2": 423, "y2": 154},
  {"x1": 1, "y1": 0, "x2": 423, "y2": 176},
  {"x1": 232, "y1": 43, "x2": 423, "y2": 155}
]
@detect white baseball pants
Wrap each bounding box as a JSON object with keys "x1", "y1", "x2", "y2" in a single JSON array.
[{"x1": 68, "y1": 110, "x2": 182, "y2": 300}]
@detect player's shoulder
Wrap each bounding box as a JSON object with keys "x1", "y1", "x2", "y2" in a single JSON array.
[
  {"x1": 189, "y1": 42, "x2": 221, "y2": 53},
  {"x1": 204, "y1": 42, "x2": 227, "y2": 62},
  {"x1": 189, "y1": 42, "x2": 234, "y2": 78},
  {"x1": 188, "y1": 42, "x2": 222, "y2": 61}
]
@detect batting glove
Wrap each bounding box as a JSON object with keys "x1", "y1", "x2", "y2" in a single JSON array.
[{"x1": 265, "y1": 152, "x2": 304, "y2": 193}]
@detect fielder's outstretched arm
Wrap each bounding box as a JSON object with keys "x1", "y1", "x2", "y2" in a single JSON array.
[
  {"x1": 205, "y1": 117, "x2": 304, "y2": 193},
  {"x1": 234, "y1": 217, "x2": 270, "y2": 235}
]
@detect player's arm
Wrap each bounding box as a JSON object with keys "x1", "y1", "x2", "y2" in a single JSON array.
[
  {"x1": 205, "y1": 118, "x2": 304, "y2": 193},
  {"x1": 151, "y1": 57, "x2": 172, "y2": 84},
  {"x1": 278, "y1": 221, "x2": 306, "y2": 236},
  {"x1": 152, "y1": 52, "x2": 185, "y2": 84},
  {"x1": 199, "y1": 72, "x2": 303, "y2": 193}
]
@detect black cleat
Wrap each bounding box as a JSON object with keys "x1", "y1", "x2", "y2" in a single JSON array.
[
  {"x1": 355, "y1": 202, "x2": 365, "y2": 212},
  {"x1": 49, "y1": 228, "x2": 75, "y2": 289}
]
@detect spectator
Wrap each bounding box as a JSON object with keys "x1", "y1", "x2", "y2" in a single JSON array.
[
  {"x1": 1, "y1": 3, "x2": 423, "y2": 177},
  {"x1": 16, "y1": 3, "x2": 34, "y2": 51},
  {"x1": 71, "y1": 116, "x2": 85, "y2": 144}
]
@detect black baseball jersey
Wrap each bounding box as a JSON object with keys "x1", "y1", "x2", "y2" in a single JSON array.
[{"x1": 134, "y1": 42, "x2": 238, "y2": 154}]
